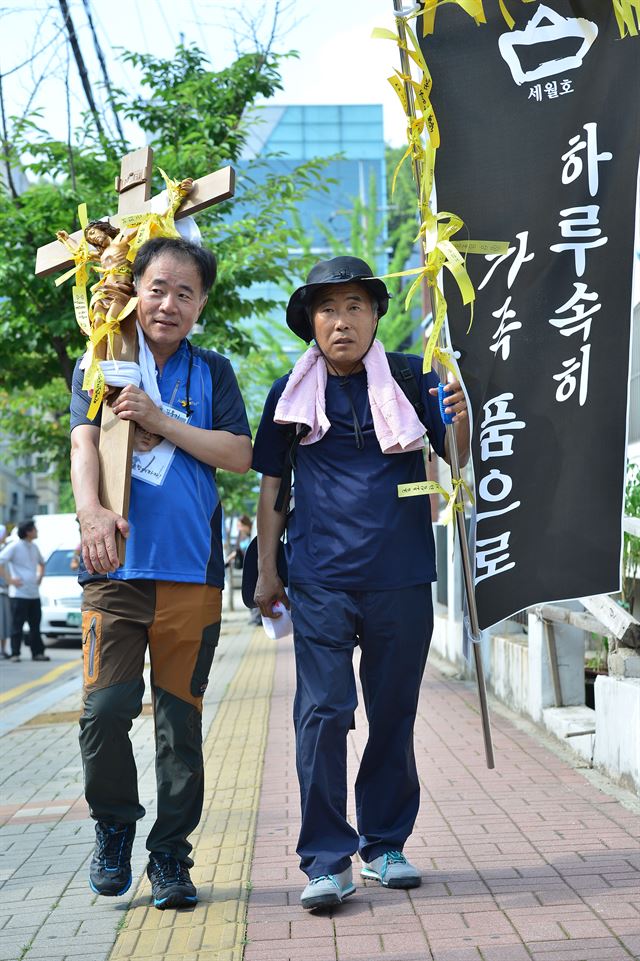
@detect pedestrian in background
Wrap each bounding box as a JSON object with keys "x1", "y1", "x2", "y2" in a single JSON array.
[
  {"x1": 0, "y1": 525, "x2": 11, "y2": 659},
  {"x1": 0, "y1": 520, "x2": 50, "y2": 663}
]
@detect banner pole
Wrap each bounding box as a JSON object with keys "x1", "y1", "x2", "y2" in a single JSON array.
[{"x1": 392, "y1": 0, "x2": 495, "y2": 768}]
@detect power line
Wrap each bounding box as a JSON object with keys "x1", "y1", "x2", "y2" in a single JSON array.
[
  {"x1": 57, "y1": 0, "x2": 106, "y2": 143},
  {"x1": 153, "y1": 0, "x2": 175, "y2": 50},
  {"x1": 188, "y1": 0, "x2": 212, "y2": 60},
  {"x1": 80, "y1": 0, "x2": 126, "y2": 146}
]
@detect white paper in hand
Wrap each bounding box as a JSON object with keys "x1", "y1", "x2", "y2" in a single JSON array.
[{"x1": 261, "y1": 601, "x2": 292, "y2": 639}]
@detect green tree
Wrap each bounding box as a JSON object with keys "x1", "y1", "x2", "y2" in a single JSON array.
[
  {"x1": 0, "y1": 43, "x2": 329, "y2": 490},
  {"x1": 622, "y1": 462, "x2": 640, "y2": 614}
]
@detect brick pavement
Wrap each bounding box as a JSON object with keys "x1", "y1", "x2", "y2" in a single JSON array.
[
  {"x1": 1, "y1": 613, "x2": 639, "y2": 961},
  {"x1": 245, "y1": 637, "x2": 640, "y2": 961},
  {"x1": 0, "y1": 611, "x2": 257, "y2": 961}
]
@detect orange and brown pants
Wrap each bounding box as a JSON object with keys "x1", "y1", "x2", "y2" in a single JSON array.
[{"x1": 79, "y1": 579, "x2": 222, "y2": 864}]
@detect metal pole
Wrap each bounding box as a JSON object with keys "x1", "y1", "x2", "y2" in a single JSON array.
[{"x1": 393, "y1": 0, "x2": 495, "y2": 768}]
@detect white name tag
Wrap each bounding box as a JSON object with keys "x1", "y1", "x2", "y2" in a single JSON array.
[{"x1": 131, "y1": 403, "x2": 189, "y2": 488}]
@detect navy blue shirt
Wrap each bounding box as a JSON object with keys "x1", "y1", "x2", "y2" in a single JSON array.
[
  {"x1": 252, "y1": 354, "x2": 446, "y2": 591},
  {"x1": 70, "y1": 341, "x2": 251, "y2": 588}
]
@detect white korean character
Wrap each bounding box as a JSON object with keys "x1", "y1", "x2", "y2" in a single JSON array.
[
  {"x1": 528, "y1": 84, "x2": 543, "y2": 102},
  {"x1": 490, "y1": 296, "x2": 522, "y2": 361},
  {"x1": 549, "y1": 282, "x2": 601, "y2": 341},
  {"x1": 480, "y1": 393, "x2": 526, "y2": 461},
  {"x1": 475, "y1": 532, "x2": 516, "y2": 585},
  {"x1": 544, "y1": 81, "x2": 558, "y2": 99},
  {"x1": 550, "y1": 206, "x2": 607, "y2": 276},
  {"x1": 553, "y1": 344, "x2": 591, "y2": 406},
  {"x1": 476, "y1": 470, "x2": 521, "y2": 522},
  {"x1": 478, "y1": 231, "x2": 535, "y2": 291},
  {"x1": 561, "y1": 123, "x2": 612, "y2": 196},
  {"x1": 559, "y1": 79, "x2": 573, "y2": 95}
]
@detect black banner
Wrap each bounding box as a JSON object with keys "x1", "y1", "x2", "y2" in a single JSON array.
[{"x1": 421, "y1": 3, "x2": 640, "y2": 630}]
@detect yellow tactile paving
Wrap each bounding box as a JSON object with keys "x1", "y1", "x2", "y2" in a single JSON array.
[{"x1": 108, "y1": 628, "x2": 276, "y2": 961}]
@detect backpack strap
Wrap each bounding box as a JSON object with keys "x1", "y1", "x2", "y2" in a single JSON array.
[
  {"x1": 274, "y1": 424, "x2": 310, "y2": 514},
  {"x1": 386, "y1": 351, "x2": 425, "y2": 422}
]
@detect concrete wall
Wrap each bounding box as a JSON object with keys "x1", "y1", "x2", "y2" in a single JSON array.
[
  {"x1": 430, "y1": 584, "x2": 640, "y2": 794},
  {"x1": 594, "y1": 676, "x2": 640, "y2": 793}
]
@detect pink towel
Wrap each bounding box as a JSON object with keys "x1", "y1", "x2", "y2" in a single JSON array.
[{"x1": 274, "y1": 340, "x2": 426, "y2": 454}]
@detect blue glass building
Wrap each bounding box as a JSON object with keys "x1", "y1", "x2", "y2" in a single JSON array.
[{"x1": 240, "y1": 103, "x2": 387, "y2": 257}]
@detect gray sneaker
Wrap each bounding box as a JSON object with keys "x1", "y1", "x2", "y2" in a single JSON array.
[
  {"x1": 300, "y1": 865, "x2": 356, "y2": 910},
  {"x1": 361, "y1": 850, "x2": 421, "y2": 889}
]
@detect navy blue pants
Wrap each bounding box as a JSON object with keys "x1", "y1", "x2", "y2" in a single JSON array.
[{"x1": 289, "y1": 583, "x2": 433, "y2": 878}]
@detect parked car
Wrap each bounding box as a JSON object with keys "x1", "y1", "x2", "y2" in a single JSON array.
[{"x1": 40, "y1": 548, "x2": 83, "y2": 642}]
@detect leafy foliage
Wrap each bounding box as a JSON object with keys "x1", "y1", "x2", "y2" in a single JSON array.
[
  {"x1": 0, "y1": 43, "x2": 330, "y2": 485},
  {"x1": 622, "y1": 461, "x2": 640, "y2": 614}
]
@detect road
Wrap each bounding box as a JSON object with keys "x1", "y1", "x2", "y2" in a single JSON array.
[{"x1": 0, "y1": 636, "x2": 83, "y2": 736}]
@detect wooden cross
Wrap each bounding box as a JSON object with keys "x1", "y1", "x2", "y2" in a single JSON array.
[{"x1": 35, "y1": 147, "x2": 235, "y2": 562}]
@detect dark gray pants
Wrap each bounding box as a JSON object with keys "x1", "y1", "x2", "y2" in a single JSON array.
[{"x1": 10, "y1": 597, "x2": 44, "y2": 658}]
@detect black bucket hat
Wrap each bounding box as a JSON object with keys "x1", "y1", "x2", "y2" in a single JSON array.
[
  {"x1": 241, "y1": 536, "x2": 288, "y2": 609},
  {"x1": 286, "y1": 256, "x2": 390, "y2": 343}
]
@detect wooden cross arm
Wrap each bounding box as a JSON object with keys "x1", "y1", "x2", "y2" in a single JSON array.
[
  {"x1": 581, "y1": 594, "x2": 640, "y2": 649},
  {"x1": 34, "y1": 165, "x2": 236, "y2": 278}
]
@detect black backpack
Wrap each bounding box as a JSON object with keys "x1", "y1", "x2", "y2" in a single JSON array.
[{"x1": 274, "y1": 352, "x2": 425, "y2": 513}]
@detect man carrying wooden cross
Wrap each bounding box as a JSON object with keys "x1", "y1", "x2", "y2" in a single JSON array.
[{"x1": 69, "y1": 234, "x2": 252, "y2": 909}]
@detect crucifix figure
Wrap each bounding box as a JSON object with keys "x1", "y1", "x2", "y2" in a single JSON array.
[{"x1": 35, "y1": 146, "x2": 235, "y2": 561}]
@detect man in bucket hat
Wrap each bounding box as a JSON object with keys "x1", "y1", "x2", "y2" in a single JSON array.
[{"x1": 251, "y1": 256, "x2": 470, "y2": 910}]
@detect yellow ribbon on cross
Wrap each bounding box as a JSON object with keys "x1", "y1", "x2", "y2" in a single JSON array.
[
  {"x1": 82, "y1": 297, "x2": 139, "y2": 421},
  {"x1": 55, "y1": 203, "x2": 94, "y2": 337},
  {"x1": 120, "y1": 168, "x2": 192, "y2": 262}
]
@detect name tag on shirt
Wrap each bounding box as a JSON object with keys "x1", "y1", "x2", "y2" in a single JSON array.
[{"x1": 131, "y1": 403, "x2": 189, "y2": 487}]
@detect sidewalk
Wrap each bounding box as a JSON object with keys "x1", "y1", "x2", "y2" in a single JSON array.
[{"x1": 1, "y1": 612, "x2": 639, "y2": 961}]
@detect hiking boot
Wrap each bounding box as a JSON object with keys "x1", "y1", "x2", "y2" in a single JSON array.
[
  {"x1": 89, "y1": 821, "x2": 135, "y2": 896},
  {"x1": 300, "y1": 865, "x2": 356, "y2": 910},
  {"x1": 361, "y1": 850, "x2": 421, "y2": 889},
  {"x1": 147, "y1": 853, "x2": 197, "y2": 909}
]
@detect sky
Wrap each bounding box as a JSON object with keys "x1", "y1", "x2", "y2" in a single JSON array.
[{"x1": 2, "y1": 0, "x2": 408, "y2": 148}]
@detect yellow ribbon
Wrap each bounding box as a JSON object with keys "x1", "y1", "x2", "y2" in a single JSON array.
[
  {"x1": 72, "y1": 286, "x2": 91, "y2": 337},
  {"x1": 418, "y1": 0, "x2": 636, "y2": 38},
  {"x1": 374, "y1": 16, "x2": 509, "y2": 385},
  {"x1": 432, "y1": 346, "x2": 459, "y2": 379},
  {"x1": 86, "y1": 364, "x2": 105, "y2": 422},
  {"x1": 55, "y1": 204, "x2": 96, "y2": 335},
  {"x1": 419, "y1": 0, "x2": 487, "y2": 35},
  {"x1": 612, "y1": 0, "x2": 640, "y2": 35},
  {"x1": 120, "y1": 168, "x2": 191, "y2": 262},
  {"x1": 398, "y1": 476, "x2": 474, "y2": 525},
  {"x1": 81, "y1": 297, "x2": 139, "y2": 420},
  {"x1": 55, "y1": 203, "x2": 91, "y2": 287}
]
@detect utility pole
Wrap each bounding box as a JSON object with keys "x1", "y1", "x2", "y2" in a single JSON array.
[
  {"x1": 57, "y1": 0, "x2": 106, "y2": 143},
  {"x1": 81, "y1": 0, "x2": 126, "y2": 147}
]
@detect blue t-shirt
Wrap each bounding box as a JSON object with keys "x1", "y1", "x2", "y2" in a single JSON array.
[
  {"x1": 252, "y1": 354, "x2": 446, "y2": 591},
  {"x1": 70, "y1": 341, "x2": 251, "y2": 588}
]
